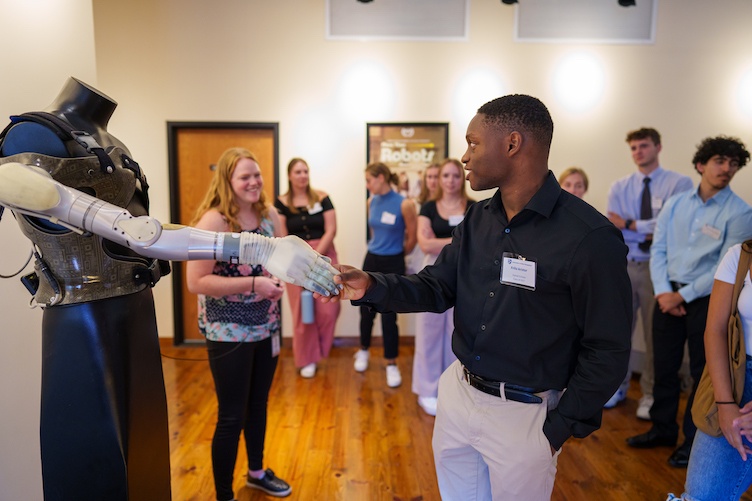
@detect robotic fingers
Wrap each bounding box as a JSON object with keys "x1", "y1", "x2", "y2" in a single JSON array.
[
  {"x1": 0, "y1": 162, "x2": 340, "y2": 296},
  {"x1": 240, "y1": 231, "x2": 340, "y2": 296}
]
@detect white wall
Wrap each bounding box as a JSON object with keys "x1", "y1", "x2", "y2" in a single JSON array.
[
  {"x1": 1, "y1": 0, "x2": 751, "y2": 496},
  {"x1": 90, "y1": 0, "x2": 752, "y2": 343},
  {"x1": 0, "y1": 2, "x2": 98, "y2": 498}
]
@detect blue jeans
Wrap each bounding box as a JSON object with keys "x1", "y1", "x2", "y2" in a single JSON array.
[{"x1": 681, "y1": 358, "x2": 752, "y2": 500}]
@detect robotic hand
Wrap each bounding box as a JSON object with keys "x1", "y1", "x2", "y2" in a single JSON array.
[{"x1": 0, "y1": 162, "x2": 341, "y2": 296}]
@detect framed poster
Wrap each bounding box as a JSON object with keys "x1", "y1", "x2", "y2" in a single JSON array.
[{"x1": 366, "y1": 122, "x2": 449, "y2": 202}]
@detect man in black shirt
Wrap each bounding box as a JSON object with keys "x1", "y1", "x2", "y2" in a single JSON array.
[{"x1": 323, "y1": 95, "x2": 632, "y2": 500}]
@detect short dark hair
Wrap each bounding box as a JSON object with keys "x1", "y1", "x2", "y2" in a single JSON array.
[
  {"x1": 626, "y1": 128, "x2": 661, "y2": 146},
  {"x1": 477, "y1": 95, "x2": 554, "y2": 150},
  {"x1": 692, "y1": 136, "x2": 749, "y2": 172}
]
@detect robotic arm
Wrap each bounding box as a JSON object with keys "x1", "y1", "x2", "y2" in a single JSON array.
[{"x1": 0, "y1": 162, "x2": 341, "y2": 296}]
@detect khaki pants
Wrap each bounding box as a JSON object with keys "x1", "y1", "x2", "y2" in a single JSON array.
[
  {"x1": 627, "y1": 260, "x2": 656, "y2": 397},
  {"x1": 432, "y1": 360, "x2": 562, "y2": 501}
]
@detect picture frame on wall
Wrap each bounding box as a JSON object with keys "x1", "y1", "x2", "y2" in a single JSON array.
[{"x1": 366, "y1": 122, "x2": 449, "y2": 200}]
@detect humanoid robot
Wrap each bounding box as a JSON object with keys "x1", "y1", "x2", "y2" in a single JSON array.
[{"x1": 0, "y1": 77, "x2": 338, "y2": 501}]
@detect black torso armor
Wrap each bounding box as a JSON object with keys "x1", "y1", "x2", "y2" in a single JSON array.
[{"x1": 0, "y1": 80, "x2": 168, "y2": 306}]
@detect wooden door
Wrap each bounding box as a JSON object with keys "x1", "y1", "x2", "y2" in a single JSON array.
[{"x1": 167, "y1": 123, "x2": 279, "y2": 344}]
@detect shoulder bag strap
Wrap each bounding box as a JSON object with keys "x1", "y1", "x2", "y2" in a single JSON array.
[{"x1": 729, "y1": 240, "x2": 752, "y2": 389}]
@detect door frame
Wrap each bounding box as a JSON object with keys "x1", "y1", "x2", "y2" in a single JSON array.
[{"x1": 167, "y1": 121, "x2": 280, "y2": 345}]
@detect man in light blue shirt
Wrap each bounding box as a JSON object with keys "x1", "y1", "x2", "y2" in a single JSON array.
[
  {"x1": 627, "y1": 135, "x2": 752, "y2": 469},
  {"x1": 606, "y1": 128, "x2": 693, "y2": 418}
]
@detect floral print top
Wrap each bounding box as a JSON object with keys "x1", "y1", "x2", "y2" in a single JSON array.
[{"x1": 197, "y1": 216, "x2": 281, "y2": 343}]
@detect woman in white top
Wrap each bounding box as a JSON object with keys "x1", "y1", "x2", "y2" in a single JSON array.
[{"x1": 676, "y1": 241, "x2": 752, "y2": 500}]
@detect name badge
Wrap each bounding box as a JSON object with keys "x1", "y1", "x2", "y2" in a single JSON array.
[
  {"x1": 380, "y1": 211, "x2": 397, "y2": 225},
  {"x1": 308, "y1": 202, "x2": 323, "y2": 215},
  {"x1": 271, "y1": 331, "x2": 281, "y2": 357},
  {"x1": 701, "y1": 224, "x2": 721, "y2": 240},
  {"x1": 448, "y1": 214, "x2": 465, "y2": 227},
  {"x1": 500, "y1": 252, "x2": 536, "y2": 291},
  {"x1": 651, "y1": 197, "x2": 663, "y2": 211}
]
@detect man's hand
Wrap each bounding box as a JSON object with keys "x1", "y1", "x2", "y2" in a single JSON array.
[
  {"x1": 315, "y1": 264, "x2": 373, "y2": 303},
  {"x1": 656, "y1": 291, "x2": 686, "y2": 316}
]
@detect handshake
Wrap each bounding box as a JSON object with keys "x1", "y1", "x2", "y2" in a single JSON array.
[{"x1": 239, "y1": 232, "x2": 342, "y2": 297}]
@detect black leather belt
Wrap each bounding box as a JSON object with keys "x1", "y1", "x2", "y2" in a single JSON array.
[{"x1": 462, "y1": 366, "x2": 544, "y2": 404}]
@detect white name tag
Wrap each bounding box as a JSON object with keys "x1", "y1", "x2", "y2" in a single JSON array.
[
  {"x1": 701, "y1": 224, "x2": 721, "y2": 240},
  {"x1": 308, "y1": 202, "x2": 323, "y2": 215},
  {"x1": 500, "y1": 253, "x2": 536, "y2": 291},
  {"x1": 651, "y1": 197, "x2": 663, "y2": 211},
  {"x1": 271, "y1": 331, "x2": 280, "y2": 357},
  {"x1": 448, "y1": 214, "x2": 465, "y2": 227},
  {"x1": 380, "y1": 211, "x2": 397, "y2": 225}
]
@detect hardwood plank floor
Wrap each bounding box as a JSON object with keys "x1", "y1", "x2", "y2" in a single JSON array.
[{"x1": 162, "y1": 340, "x2": 751, "y2": 500}]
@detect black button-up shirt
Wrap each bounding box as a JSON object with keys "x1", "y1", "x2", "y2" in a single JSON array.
[{"x1": 354, "y1": 172, "x2": 632, "y2": 449}]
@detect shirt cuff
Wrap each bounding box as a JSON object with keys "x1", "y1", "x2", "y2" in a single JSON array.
[
  {"x1": 678, "y1": 285, "x2": 696, "y2": 304},
  {"x1": 350, "y1": 272, "x2": 386, "y2": 307},
  {"x1": 653, "y1": 282, "x2": 672, "y2": 297},
  {"x1": 543, "y1": 410, "x2": 572, "y2": 451}
]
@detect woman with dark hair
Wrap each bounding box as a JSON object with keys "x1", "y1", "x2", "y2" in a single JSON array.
[
  {"x1": 275, "y1": 158, "x2": 341, "y2": 378},
  {"x1": 354, "y1": 161, "x2": 417, "y2": 387},
  {"x1": 187, "y1": 147, "x2": 291, "y2": 500},
  {"x1": 669, "y1": 241, "x2": 752, "y2": 500}
]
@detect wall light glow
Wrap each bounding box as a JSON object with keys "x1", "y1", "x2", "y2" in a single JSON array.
[
  {"x1": 552, "y1": 52, "x2": 606, "y2": 113},
  {"x1": 292, "y1": 107, "x2": 338, "y2": 169},
  {"x1": 452, "y1": 69, "x2": 505, "y2": 127},
  {"x1": 736, "y1": 67, "x2": 752, "y2": 118},
  {"x1": 336, "y1": 61, "x2": 395, "y2": 121}
]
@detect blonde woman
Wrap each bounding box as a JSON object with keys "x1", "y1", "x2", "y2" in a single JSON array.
[
  {"x1": 275, "y1": 158, "x2": 341, "y2": 378},
  {"x1": 187, "y1": 147, "x2": 291, "y2": 500},
  {"x1": 558, "y1": 166, "x2": 589, "y2": 199},
  {"x1": 413, "y1": 159, "x2": 474, "y2": 415},
  {"x1": 405, "y1": 162, "x2": 441, "y2": 275}
]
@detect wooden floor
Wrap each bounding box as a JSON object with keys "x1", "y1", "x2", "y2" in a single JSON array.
[{"x1": 161, "y1": 340, "x2": 752, "y2": 501}]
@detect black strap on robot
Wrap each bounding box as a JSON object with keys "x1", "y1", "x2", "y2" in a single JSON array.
[
  {"x1": 133, "y1": 258, "x2": 171, "y2": 288},
  {"x1": 4, "y1": 112, "x2": 116, "y2": 174}
]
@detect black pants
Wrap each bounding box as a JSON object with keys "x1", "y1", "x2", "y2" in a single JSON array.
[
  {"x1": 650, "y1": 295, "x2": 710, "y2": 443},
  {"x1": 40, "y1": 289, "x2": 171, "y2": 501},
  {"x1": 360, "y1": 251, "x2": 405, "y2": 359},
  {"x1": 207, "y1": 336, "x2": 279, "y2": 501}
]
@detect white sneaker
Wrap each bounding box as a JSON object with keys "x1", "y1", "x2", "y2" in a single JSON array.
[
  {"x1": 386, "y1": 364, "x2": 402, "y2": 388},
  {"x1": 418, "y1": 396, "x2": 437, "y2": 416},
  {"x1": 604, "y1": 379, "x2": 629, "y2": 409},
  {"x1": 636, "y1": 395, "x2": 653, "y2": 420},
  {"x1": 299, "y1": 363, "x2": 316, "y2": 378},
  {"x1": 353, "y1": 349, "x2": 369, "y2": 372}
]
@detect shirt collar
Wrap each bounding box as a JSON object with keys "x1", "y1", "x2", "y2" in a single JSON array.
[
  {"x1": 690, "y1": 184, "x2": 733, "y2": 205},
  {"x1": 642, "y1": 166, "x2": 664, "y2": 182},
  {"x1": 484, "y1": 171, "x2": 560, "y2": 220}
]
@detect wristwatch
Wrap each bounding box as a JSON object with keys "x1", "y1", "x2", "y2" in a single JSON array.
[{"x1": 624, "y1": 219, "x2": 633, "y2": 230}]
